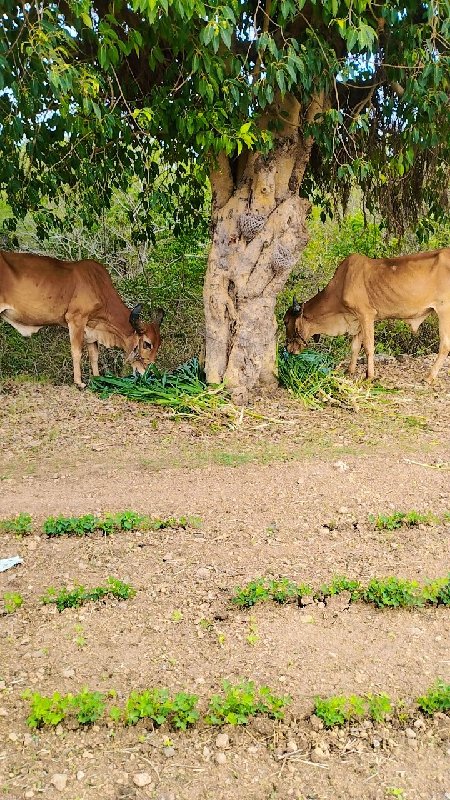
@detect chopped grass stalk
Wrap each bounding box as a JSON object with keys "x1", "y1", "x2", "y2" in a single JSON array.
[
  {"x1": 89, "y1": 357, "x2": 233, "y2": 418},
  {"x1": 278, "y1": 348, "x2": 390, "y2": 409}
]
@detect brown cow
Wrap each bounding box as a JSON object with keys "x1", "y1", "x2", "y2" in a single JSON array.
[
  {"x1": 0, "y1": 251, "x2": 164, "y2": 387},
  {"x1": 284, "y1": 248, "x2": 450, "y2": 382}
]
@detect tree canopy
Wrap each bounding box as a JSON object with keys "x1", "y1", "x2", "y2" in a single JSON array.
[{"x1": 1, "y1": 0, "x2": 449, "y2": 240}]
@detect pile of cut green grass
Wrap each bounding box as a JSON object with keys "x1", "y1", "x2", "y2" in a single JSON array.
[
  {"x1": 89, "y1": 352, "x2": 387, "y2": 414},
  {"x1": 277, "y1": 348, "x2": 388, "y2": 409},
  {"x1": 89, "y1": 357, "x2": 233, "y2": 417}
]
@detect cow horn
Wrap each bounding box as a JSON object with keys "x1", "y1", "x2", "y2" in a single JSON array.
[
  {"x1": 292, "y1": 296, "x2": 301, "y2": 314},
  {"x1": 129, "y1": 303, "x2": 144, "y2": 333}
]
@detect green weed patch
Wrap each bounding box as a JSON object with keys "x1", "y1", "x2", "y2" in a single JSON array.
[
  {"x1": 417, "y1": 680, "x2": 450, "y2": 715},
  {"x1": 232, "y1": 574, "x2": 450, "y2": 610},
  {"x1": 23, "y1": 682, "x2": 288, "y2": 730},
  {"x1": 0, "y1": 513, "x2": 32, "y2": 536},
  {"x1": 42, "y1": 578, "x2": 136, "y2": 612},
  {"x1": 315, "y1": 681, "x2": 450, "y2": 728},
  {"x1": 277, "y1": 348, "x2": 390, "y2": 409},
  {"x1": 314, "y1": 693, "x2": 393, "y2": 727},
  {"x1": 116, "y1": 689, "x2": 200, "y2": 730},
  {"x1": 3, "y1": 592, "x2": 23, "y2": 613},
  {"x1": 205, "y1": 680, "x2": 289, "y2": 725},
  {"x1": 369, "y1": 511, "x2": 439, "y2": 530},
  {"x1": 42, "y1": 511, "x2": 200, "y2": 537}
]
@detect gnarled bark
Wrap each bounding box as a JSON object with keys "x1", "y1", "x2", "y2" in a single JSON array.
[{"x1": 204, "y1": 95, "x2": 320, "y2": 402}]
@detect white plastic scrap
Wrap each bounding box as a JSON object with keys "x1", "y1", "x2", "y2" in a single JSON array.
[{"x1": 0, "y1": 556, "x2": 23, "y2": 573}]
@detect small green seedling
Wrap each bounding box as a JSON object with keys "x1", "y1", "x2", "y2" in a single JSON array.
[
  {"x1": 314, "y1": 693, "x2": 392, "y2": 728},
  {"x1": 369, "y1": 511, "x2": 438, "y2": 530},
  {"x1": 0, "y1": 513, "x2": 33, "y2": 536},
  {"x1": 205, "y1": 680, "x2": 289, "y2": 725},
  {"x1": 361, "y1": 577, "x2": 421, "y2": 608},
  {"x1": 417, "y1": 680, "x2": 450, "y2": 714},
  {"x1": 3, "y1": 592, "x2": 23, "y2": 613},
  {"x1": 124, "y1": 688, "x2": 199, "y2": 729},
  {"x1": 42, "y1": 578, "x2": 135, "y2": 612},
  {"x1": 42, "y1": 510, "x2": 201, "y2": 537}
]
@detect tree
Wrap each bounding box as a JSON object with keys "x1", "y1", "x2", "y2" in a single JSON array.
[{"x1": 1, "y1": 0, "x2": 449, "y2": 400}]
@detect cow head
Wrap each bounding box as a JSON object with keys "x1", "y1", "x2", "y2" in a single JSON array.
[
  {"x1": 284, "y1": 297, "x2": 319, "y2": 354},
  {"x1": 127, "y1": 304, "x2": 164, "y2": 373}
]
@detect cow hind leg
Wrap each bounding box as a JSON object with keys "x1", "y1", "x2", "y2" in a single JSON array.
[
  {"x1": 66, "y1": 317, "x2": 87, "y2": 388},
  {"x1": 348, "y1": 331, "x2": 363, "y2": 375},
  {"x1": 425, "y1": 309, "x2": 450, "y2": 383},
  {"x1": 359, "y1": 316, "x2": 376, "y2": 379},
  {"x1": 87, "y1": 342, "x2": 100, "y2": 377}
]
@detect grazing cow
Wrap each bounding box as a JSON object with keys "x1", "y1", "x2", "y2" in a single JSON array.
[
  {"x1": 0, "y1": 251, "x2": 164, "y2": 387},
  {"x1": 284, "y1": 248, "x2": 450, "y2": 382}
]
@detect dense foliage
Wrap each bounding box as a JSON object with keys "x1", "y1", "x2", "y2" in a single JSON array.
[{"x1": 1, "y1": 0, "x2": 449, "y2": 239}]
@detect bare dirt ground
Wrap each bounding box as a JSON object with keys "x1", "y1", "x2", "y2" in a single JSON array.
[{"x1": 1, "y1": 355, "x2": 450, "y2": 800}]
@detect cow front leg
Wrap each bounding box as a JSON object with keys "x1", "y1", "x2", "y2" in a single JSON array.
[
  {"x1": 348, "y1": 331, "x2": 363, "y2": 375},
  {"x1": 67, "y1": 317, "x2": 87, "y2": 388},
  {"x1": 425, "y1": 309, "x2": 450, "y2": 383},
  {"x1": 87, "y1": 342, "x2": 100, "y2": 377}
]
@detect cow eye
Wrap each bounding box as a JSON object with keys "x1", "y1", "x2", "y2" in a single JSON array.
[{"x1": 143, "y1": 341, "x2": 153, "y2": 350}]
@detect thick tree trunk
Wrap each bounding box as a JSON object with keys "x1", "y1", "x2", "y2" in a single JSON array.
[{"x1": 204, "y1": 101, "x2": 316, "y2": 402}]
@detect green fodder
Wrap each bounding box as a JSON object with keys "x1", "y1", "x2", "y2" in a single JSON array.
[
  {"x1": 89, "y1": 357, "x2": 235, "y2": 418},
  {"x1": 277, "y1": 349, "x2": 388, "y2": 410}
]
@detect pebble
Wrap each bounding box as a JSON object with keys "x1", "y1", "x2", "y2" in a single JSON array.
[
  {"x1": 76, "y1": 771, "x2": 85, "y2": 781},
  {"x1": 203, "y1": 746, "x2": 211, "y2": 759},
  {"x1": 215, "y1": 732, "x2": 229, "y2": 749},
  {"x1": 299, "y1": 614, "x2": 314, "y2": 624},
  {"x1": 310, "y1": 746, "x2": 327, "y2": 763},
  {"x1": 8, "y1": 732, "x2": 19, "y2": 742},
  {"x1": 215, "y1": 752, "x2": 227, "y2": 765},
  {"x1": 62, "y1": 667, "x2": 75, "y2": 679},
  {"x1": 247, "y1": 745, "x2": 258, "y2": 754},
  {"x1": 23, "y1": 733, "x2": 34, "y2": 746},
  {"x1": 414, "y1": 718, "x2": 426, "y2": 729},
  {"x1": 309, "y1": 715, "x2": 324, "y2": 732},
  {"x1": 333, "y1": 460, "x2": 349, "y2": 472},
  {"x1": 50, "y1": 773, "x2": 68, "y2": 792},
  {"x1": 0, "y1": 708, "x2": 8, "y2": 717},
  {"x1": 196, "y1": 567, "x2": 210, "y2": 579},
  {"x1": 133, "y1": 773, "x2": 153, "y2": 788},
  {"x1": 25, "y1": 792, "x2": 34, "y2": 799},
  {"x1": 286, "y1": 740, "x2": 297, "y2": 753},
  {"x1": 163, "y1": 746, "x2": 176, "y2": 758},
  {"x1": 405, "y1": 728, "x2": 417, "y2": 739}
]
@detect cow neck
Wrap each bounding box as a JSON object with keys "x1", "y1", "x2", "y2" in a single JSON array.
[{"x1": 91, "y1": 298, "x2": 137, "y2": 350}]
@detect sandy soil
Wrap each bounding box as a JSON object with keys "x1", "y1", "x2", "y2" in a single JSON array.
[{"x1": 0, "y1": 355, "x2": 449, "y2": 800}]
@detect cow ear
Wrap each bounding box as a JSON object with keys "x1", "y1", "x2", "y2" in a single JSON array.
[
  {"x1": 153, "y1": 308, "x2": 164, "y2": 327},
  {"x1": 312, "y1": 333, "x2": 321, "y2": 343},
  {"x1": 129, "y1": 303, "x2": 144, "y2": 333}
]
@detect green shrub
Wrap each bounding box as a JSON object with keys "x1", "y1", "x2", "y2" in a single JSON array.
[
  {"x1": 231, "y1": 579, "x2": 271, "y2": 608},
  {"x1": 369, "y1": 511, "x2": 438, "y2": 531},
  {"x1": 42, "y1": 511, "x2": 198, "y2": 537},
  {"x1": 319, "y1": 576, "x2": 362, "y2": 600},
  {"x1": 314, "y1": 693, "x2": 392, "y2": 728},
  {"x1": 0, "y1": 513, "x2": 33, "y2": 536},
  {"x1": 361, "y1": 577, "x2": 421, "y2": 608},
  {"x1": 417, "y1": 681, "x2": 450, "y2": 715},
  {"x1": 3, "y1": 592, "x2": 23, "y2": 613},
  {"x1": 42, "y1": 577, "x2": 136, "y2": 612},
  {"x1": 123, "y1": 688, "x2": 199, "y2": 729},
  {"x1": 205, "y1": 680, "x2": 289, "y2": 725},
  {"x1": 24, "y1": 691, "x2": 68, "y2": 729}
]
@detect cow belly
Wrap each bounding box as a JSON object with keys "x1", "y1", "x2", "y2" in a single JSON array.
[{"x1": 1, "y1": 309, "x2": 42, "y2": 337}]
